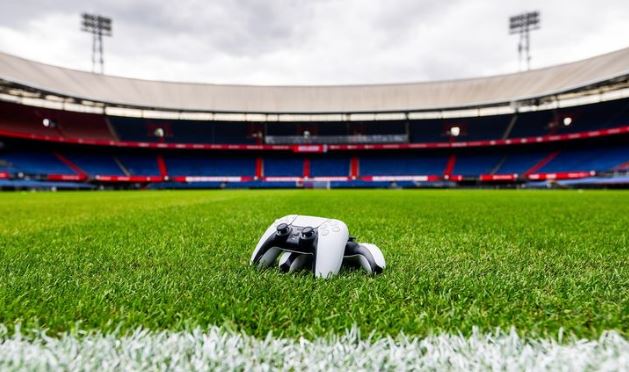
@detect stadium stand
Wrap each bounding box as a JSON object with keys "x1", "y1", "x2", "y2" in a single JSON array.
[
  {"x1": 0, "y1": 151, "x2": 74, "y2": 175},
  {"x1": 165, "y1": 154, "x2": 256, "y2": 177},
  {"x1": 64, "y1": 152, "x2": 125, "y2": 176},
  {"x1": 359, "y1": 154, "x2": 449, "y2": 176},
  {"x1": 0, "y1": 48, "x2": 627, "y2": 188},
  {"x1": 116, "y1": 154, "x2": 160, "y2": 176},
  {"x1": 408, "y1": 120, "x2": 449, "y2": 143},
  {"x1": 108, "y1": 117, "x2": 260, "y2": 144},
  {"x1": 494, "y1": 151, "x2": 548, "y2": 174},
  {"x1": 0, "y1": 141, "x2": 627, "y2": 187},
  {"x1": 309, "y1": 157, "x2": 351, "y2": 177},
  {"x1": 452, "y1": 153, "x2": 505, "y2": 176},
  {"x1": 2, "y1": 97, "x2": 627, "y2": 147},
  {"x1": 0, "y1": 101, "x2": 114, "y2": 141},
  {"x1": 263, "y1": 157, "x2": 304, "y2": 177},
  {"x1": 539, "y1": 146, "x2": 629, "y2": 173}
]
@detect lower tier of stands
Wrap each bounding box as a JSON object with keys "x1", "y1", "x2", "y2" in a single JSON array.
[{"x1": 1, "y1": 140, "x2": 627, "y2": 187}]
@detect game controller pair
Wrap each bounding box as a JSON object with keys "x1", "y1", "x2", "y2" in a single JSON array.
[{"x1": 250, "y1": 215, "x2": 385, "y2": 278}]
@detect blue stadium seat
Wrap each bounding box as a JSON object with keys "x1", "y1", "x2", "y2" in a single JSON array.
[
  {"x1": 117, "y1": 154, "x2": 160, "y2": 176},
  {"x1": 310, "y1": 157, "x2": 349, "y2": 177},
  {"x1": 0, "y1": 152, "x2": 73, "y2": 174},
  {"x1": 540, "y1": 146, "x2": 629, "y2": 173},
  {"x1": 495, "y1": 151, "x2": 547, "y2": 174},
  {"x1": 360, "y1": 154, "x2": 448, "y2": 175},
  {"x1": 166, "y1": 155, "x2": 255, "y2": 176},
  {"x1": 452, "y1": 153, "x2": 503, "y2": 175},
  {"x1": 264, "y1": 158, "x2": 303, "y2": 177},
  {"x1": 65, "y1": 153, "x2": 125, "y2": 176}
]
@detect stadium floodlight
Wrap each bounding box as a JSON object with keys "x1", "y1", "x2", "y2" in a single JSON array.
[
  {"x1": 563, "y1": 117, "x2": 573, "y2": 126},
  {"x1": 42, "y1": 118, "x2": 56, "y2": 128},
  {"x1": 509, "y1": 11, "x2": 540, "y2": 71},
  {"x1": 81, "y1": 13, "x2": 113, "y2": 74},
  {"x1": 154, "y1": 128, "x2": 165, "y2": 138}
]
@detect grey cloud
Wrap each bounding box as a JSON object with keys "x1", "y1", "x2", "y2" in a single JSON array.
[
  {"x1": 104, "y1": 0, "x2": 315, "y2": 57},
  {"x1": 0, "y1": 0, "x2": 627, "y2": 85}
]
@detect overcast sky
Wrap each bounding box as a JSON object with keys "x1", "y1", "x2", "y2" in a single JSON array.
[{"x1": 0, "y1": 0, "x2": 627, "y2": 85}]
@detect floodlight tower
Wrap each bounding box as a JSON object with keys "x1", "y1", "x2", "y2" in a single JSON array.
[
  {"x1": 509, "y1": 11, "x2": 540, "y2": 70},
  {"x1": 81, "y1": 13, "x2": 112, "y2": 74}
]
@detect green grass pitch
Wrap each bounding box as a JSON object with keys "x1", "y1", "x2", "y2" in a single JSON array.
[{"x1": 0, "y1": 190, "x2": 627, "y2": 339}]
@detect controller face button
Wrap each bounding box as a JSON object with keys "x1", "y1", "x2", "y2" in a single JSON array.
[
  {"x1": 320, "y1": 220, "x2": 342, "y2": 235},
  {"x1": 276, "y1": 223, "x2": 291, "y2": 236}
]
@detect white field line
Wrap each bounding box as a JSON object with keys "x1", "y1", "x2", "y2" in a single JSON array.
[{"x1": 0, "y1": 326, "x2": 627, "y2": 371}]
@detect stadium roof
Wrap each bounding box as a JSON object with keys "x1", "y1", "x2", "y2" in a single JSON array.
[{"x1": 0, "y1": 47, "x2": 628, "y2": 114}]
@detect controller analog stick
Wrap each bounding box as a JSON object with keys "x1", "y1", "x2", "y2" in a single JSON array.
[
  {"x1": 276, "y1": 223, "x2": 291, "y2": 237},
  {"x1": 301, "y1": 226, "x2": 315, "y2": 239}
]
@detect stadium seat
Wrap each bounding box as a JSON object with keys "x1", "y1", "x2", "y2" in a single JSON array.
[
  {"x1": 117, "y1": 154, "x2": 161, "y2": 176},
  {"x1": 540, "y1": 146, "x2": 629, "y2": 173},
  {"x1": 65, "y1": 153, "x2": 125, "y2": 176},
  {"x1": 263, "y1": 157, "x2": 304, "y2": 177},
  {"x1": 309, "y1": 157, "x2": 350, "y2": 177},
  {"x1": 495, "y1": 151, "x2": 548, "y2": 174},
  {"x1": 165, "y1": 154, "x2": 255, "y2": 176},
  {"x1": 452, "y1": 153, "x2": 504, "y2": 175},
  {"x1": 0, "y1": 151, "x2": 74, "y2": 175},
  {"x1": 360, "y1": 154, "x2": 448, "y2": 175}
]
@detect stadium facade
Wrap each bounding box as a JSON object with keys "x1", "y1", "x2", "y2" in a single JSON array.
[{"x1": 0, "y1": 48, "x2": 628, "y2": 189}]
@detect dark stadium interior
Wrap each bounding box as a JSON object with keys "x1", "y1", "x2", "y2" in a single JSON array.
[{"x1": 2, "y1": 98, "x2": 628, "y2": 146}]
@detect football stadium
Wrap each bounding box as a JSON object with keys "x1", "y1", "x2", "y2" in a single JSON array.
[
  {"x1": 0, "y1": 2, "x2": 628, "y2": 370},
  {"x1": 0, "y1": 48, "x2": 628, "y2": 190}
]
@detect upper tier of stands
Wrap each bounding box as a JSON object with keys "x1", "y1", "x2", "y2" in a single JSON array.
[
  {"x1": 0, "y1": 101, "x2": 115, "y2": 140},
  {"x1": 109, "y1": 117, "x2": 259, "y2": 144},
  {"x1": 1, "y1": 98, "x2": 627, "y2": 146}
]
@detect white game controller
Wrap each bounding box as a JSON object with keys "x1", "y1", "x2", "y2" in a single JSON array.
[
  {"x1": 250, "y1": 215, "x2": 349, "y2": 278},
  {"x1": 278, "y1": 239, "x2": 386, "y2": 275}
]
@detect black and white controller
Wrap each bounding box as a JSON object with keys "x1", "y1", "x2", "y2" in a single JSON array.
[
  {"x1": 250, "y1": 215, "x2": 349, "y2": 278},
  {"x1": 278, "y1": 238, "x2": 386, "y2": 275}
]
